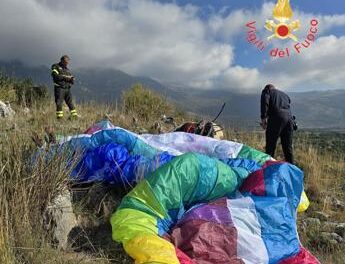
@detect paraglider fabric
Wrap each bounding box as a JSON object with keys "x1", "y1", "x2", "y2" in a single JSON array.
[
  {"x1": 60, "y1": 121, "x2": 270, "y2": 184},
  {"x1": 55, "y1": 121, "x2": 317, "y2": 263},
  {"x1": 111, "y1": 156, "x2": 319, "y2": 264}
]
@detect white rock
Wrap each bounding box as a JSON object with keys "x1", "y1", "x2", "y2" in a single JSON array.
[
  {"x1": 0, "y1": 100, "x2": 15, "y2": 118},
  {"x1": 44, "y1": 189, "x2": 77, "y2": 250},
  {"x1": 320, "y1": 232, "x2": 342, "y2": 245},
  {"x1": 303, "y1": 217, "x2": 321, "y2": 227},
  {"x1": 313, "y1": 211, "x2": 330, "y2": 221},
  {"x1": 23, "y1": 107, "x2": 30, "y2": 114},
  {"x1": 335, "y1": 223, "x2": 345, "y2": 238}
]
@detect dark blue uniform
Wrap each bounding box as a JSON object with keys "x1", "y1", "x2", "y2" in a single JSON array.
[
  {"x1": 51, "y1": 62, "x2": 77, "y2": 118},
  {"x1": 261, "y1": 85, "x2": 294, "y2": 164}
]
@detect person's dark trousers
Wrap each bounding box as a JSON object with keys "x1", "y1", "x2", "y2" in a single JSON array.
[
  {"x1": 54, "y1": 86, "x2": 76, "y2": 118},
  {"x1": 265, "y1": 116, "x2": 294, "y2": 164}
]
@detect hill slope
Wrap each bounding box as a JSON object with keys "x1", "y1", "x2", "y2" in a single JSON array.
[{"x1": 1, "y1": 60, "x2": 345, "y2": 129}]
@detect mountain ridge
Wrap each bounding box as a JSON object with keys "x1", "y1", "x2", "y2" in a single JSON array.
[{"x1": 1, "y1": 60, "x2": 344, "y2": 129}]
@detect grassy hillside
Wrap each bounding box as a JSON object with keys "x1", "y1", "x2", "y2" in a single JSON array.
[
  {"x1": 1, "y1": 60, "x2": 345, "y2": 129},
  {"x1": 0, "y1": 74, "x2": 344, "y2": 263}
]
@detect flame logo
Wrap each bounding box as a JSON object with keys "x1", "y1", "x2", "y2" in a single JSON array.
[
  {"x1": 273, "y1": 0, "x2": 293, "y2": 22},
  {"x1": 265, "y1": 0, "x2": 300, "y2": 41}
]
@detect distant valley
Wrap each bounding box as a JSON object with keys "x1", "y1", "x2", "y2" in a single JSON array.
[{"x1": 1, "y1": 60, "x2": 345, "y2": 130}]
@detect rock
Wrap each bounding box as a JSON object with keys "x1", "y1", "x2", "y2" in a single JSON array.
[
  {"x1": 330, "y1": 232, "x2": 344, "y2": 243},
  {"x1": 303, "y1": 217, "x2": 321, "y2": 227},
  {"x1": 319, "y1": 232, "x2": 343, "y2": 245},
  {"x1": 0, "y1": 100, "x2": 15, "y2": 118},
  {"x1": 23, "y1": 107, "x2": 30, "y2": 114},
  {"x1": 312, "y1": 211, "x2": 330, "y2": 221},
  {"x1": 44, "y1": 189, "x2": 77, "y2": 250},
  {"x1": 331, "y1": 198, "x2": 345, "y2": 210},
  {"x1": 335, "y1": 223, "x2": 345, "y2": 238},
  {"x1": 322, "y1": 222, "x2": 339, "y2": 232}
]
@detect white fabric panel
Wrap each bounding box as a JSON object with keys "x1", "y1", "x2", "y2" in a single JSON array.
[
  {"x1": 57, "y1": 127, "x2": 244, "y2": 159},
  {"x1": 227, "y1": 197, "x2": 269, "y2": 264},
  {"x1": 140, "y1": 131, "x2": 243, "y2": 159}
]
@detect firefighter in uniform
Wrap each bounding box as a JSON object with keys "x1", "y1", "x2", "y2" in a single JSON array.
[
  {"x1": 260, "y1": 84, "x2": 294, "y2": 164},
  {"x1": 51, "y1": 55, "x2": 78, "y2": 119}
]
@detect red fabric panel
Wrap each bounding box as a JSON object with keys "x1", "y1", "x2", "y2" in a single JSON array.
[
  {"x1": 262, "y1": 160, "x2": 285, "y2": 169},
  {"x1": 240, "y1": 169, "x2": 266, "y2": 196},
  {"x1": 170, "y1": 219, "x2": 245, "y2": 264},
  {"x1": 84, "y1": 125, "x2": 102, "y2": 135},
  {"x1": 175, "y1": 247, "x2": 196, "y2": 264},
  {"x1": 279, "y1": 247, "x2": 320, "y2": 264}
]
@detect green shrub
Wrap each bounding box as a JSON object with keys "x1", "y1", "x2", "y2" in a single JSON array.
[
  {"x1": 122, "y1": 83, "x2": 174, "y2": 121},
  {"x1": 0, "y1": 72, "x2": 50, "y2": 107},
  {"x1": 0, "y1": 73, "x2": 16, "y2": 102},
  {"x1": 14, "y1": 78, "x2": 50, "y2": 107}
]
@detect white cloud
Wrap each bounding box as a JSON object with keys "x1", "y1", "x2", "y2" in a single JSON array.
[
  {"x1": 207, "y1": 2, "x2": 345, "y2": 92},
  {"x1": 208, "y1": 3, "x2": 274, "y2": 42},
  {"x1": 0, "y1": 0, "x2": 233, "y2": 87},
  {"x1": 217, "y1": 66, "x2": 261, "y2": 93},
  {"x1": 262, "y1": 35, "x2": 345, "y2": 91}
]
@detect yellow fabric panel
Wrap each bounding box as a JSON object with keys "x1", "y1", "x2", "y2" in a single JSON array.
[
  {"x1": 111, "y1": 208, "x2": 158, "y2": 243},
  {"x1": 124, "y1": 234, "x2": 179, "y2": 264},
  {"x1": 297, "y1": 191, "x2": 310, "y2": 213},
  {"x1": 127, "y1": 180, "x2": 167, "y2": 219}
]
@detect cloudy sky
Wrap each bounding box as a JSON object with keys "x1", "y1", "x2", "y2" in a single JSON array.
[{"x1": 0, "y1": 0, "x2": 344, "y2": 93}]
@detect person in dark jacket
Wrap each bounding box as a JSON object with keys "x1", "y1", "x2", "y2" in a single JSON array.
[
  {"x1": 51, "y1": 55, "x2": 78, "y2": 119},
  {"x1": 260, "y1": 84, "x2": 294, "y2": 164}
]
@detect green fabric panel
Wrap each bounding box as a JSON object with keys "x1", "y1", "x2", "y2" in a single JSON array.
[
  {"x1": 207, "y1": 161, "x2": 241, "y2": 201},
  {"x1": 146, "y1": 153, "x2": 201, "y2": 212},
  {"x1": 188, "y1": 153, "x2": 218, "y2": 203},
  {"x1": 111, "y1": 208, "x2": 158, "y2": 243},
  {"x1": 145, "y1": 153, "x2": 249, "y2": 211},
  {"x1": 118, "y1": 196, "x2": 161, "y2": 218},
  {"x1": 237, "y1": 145, "x2": 271, "y2": 165},
  {"x1": 112, "y1": 153, "x2": 254, "y2": 243},
  {"x1": 127, "y1": 180, "x2": 167, "y2": 219}
]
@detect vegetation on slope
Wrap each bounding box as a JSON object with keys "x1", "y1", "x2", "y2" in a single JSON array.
[{"x1": 0, "y1": 73, "x2": 344, "y2": 263}]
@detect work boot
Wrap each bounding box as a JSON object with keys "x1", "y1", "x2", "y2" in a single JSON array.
[
  {"x1": 69, "y1": 109, "x2": 78, "y2": 120},
  {"x1": 56, "y1": 110, "x2": 64, "y2": 120}
]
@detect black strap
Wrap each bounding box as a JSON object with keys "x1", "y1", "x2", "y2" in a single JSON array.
[{"x1": 212, "y1": 102, "x2": 226, "y2": 122}]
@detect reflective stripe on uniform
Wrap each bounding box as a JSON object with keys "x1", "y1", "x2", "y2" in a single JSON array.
[
  {"x1": 52, "y1": 69, "x2": 59, "y2": 75},
  {"x1": 70, "y1": 109, "x2": 78, "y2": 116},
  {"x1": 56, "y1": 111, "x2": 64, "y2": 117},
  {"x1": 54, "y1": 83, "x2": 61, "y2": 86}
]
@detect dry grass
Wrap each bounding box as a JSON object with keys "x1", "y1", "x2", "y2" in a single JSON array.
[
  {"x1": 0, "y1": 83, "x2": 344, "y2": 263},
  {"x1": 0, "y1": 102, "x2": 135, "y2": 264}
]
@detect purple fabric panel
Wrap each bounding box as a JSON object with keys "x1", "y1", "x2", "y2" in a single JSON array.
[{"x1": 178, "y1": 198, "x2": 233, "y2": 226}]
